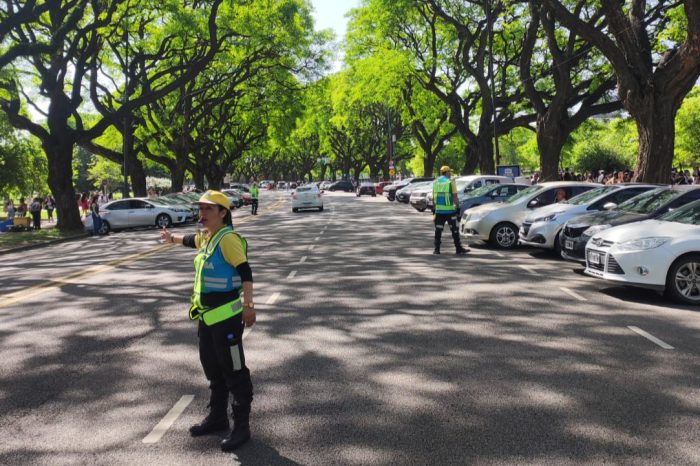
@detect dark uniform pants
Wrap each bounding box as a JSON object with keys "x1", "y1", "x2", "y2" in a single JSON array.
[
  {"x1": 434, "y1": 212, "x2": 462, "y2": 249},
  {"x1": 198, "y1": 315, "x2": 253, "y2": 420},
  {"x1": 251, "y1": 199, "x2": 258, "y2": 214}
]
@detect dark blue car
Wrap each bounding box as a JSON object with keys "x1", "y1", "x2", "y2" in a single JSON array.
[{"x1": 459, "y1": 183, "x2": 530, "y2": 216}]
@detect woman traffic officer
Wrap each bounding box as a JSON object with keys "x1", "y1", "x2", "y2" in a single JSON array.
[{"x1": 160, "y1": 190, "x2": 255, "y2": 452}]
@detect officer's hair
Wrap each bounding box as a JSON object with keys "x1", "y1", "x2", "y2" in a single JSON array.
[{"x1": 218, "y1": 205, "x2": 232, "y2": 226}]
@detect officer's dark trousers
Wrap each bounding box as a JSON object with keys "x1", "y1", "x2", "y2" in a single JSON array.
[
  {"x1": 434, "y1": 212, "x2": 461, "y2": 249},
  {"x1": 198, "y1": 315, "x2": 253, "y2": 422},
  {"x1": 251, "y1": 199, "x2": 258, "y2": 214}
]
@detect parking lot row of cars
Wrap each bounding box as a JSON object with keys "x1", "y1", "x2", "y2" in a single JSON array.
[{"x1": 381, "y1": 176, "x2": 700, "y2": 305}]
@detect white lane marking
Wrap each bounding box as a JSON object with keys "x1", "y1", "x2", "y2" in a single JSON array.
[
  {"x1": 299, "y1": 256, "x2": 308, "y2": 264},
  {"x1": 518, "y1": 265, "x2": 537, "y2": 275},
  {"x1": 314, "y1": 236, "x2": 320, "y2": 241},
  {"x1": 308, "y1": 245, "x2": 315, "y2": 251},
  {"x1": 560, "y1": 287, "x2": 587, "y2": 302},
  {"x1": 287, "y1": 270, "x2": 297, "y2": 279},
  {"x1": 142, "y1": 395, "x2": 194, "y2": 444},
  {"x1": 627, "y1": 326, "x2": 674, "y2": 349},
  {"x1": 266, "y1": 292, "x2": 280, "y2": 305},
  {"x1": 491, "y1": 251, "x2": 504, "y2": 258},
  {"x1": 319, "y1": 231, "x2": 325, "y2": 235}
]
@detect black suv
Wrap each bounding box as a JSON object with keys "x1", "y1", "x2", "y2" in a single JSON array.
[
  {"x1": 328, "y1": 180, "x2": 355, "y2": 192},
  {"x1": 560, "y1": 185, "x2": 700, "y2": 263},
  {"x1": 356, "y1": 183, "x2": 376, "y2": 197}
]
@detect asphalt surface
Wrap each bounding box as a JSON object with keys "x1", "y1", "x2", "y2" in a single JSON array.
[{"x1": 1, "y1": 190, "x2": 699, "y2": 465}]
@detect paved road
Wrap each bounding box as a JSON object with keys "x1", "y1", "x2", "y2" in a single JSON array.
[{"x1": 1, "y1": 191, "x2": 699, "y2": 465}]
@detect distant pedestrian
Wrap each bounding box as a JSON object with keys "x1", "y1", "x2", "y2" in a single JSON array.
[
  {"x1": 90, "y1": 194, "x2": 103, "y2": 235},
  {"x1": 4, "y1": 199, "x2": 15, "y2": 219},
  {"x1": 17, "y1": 198, "x2": 27, "y2": 217},
  {"x1": 432, "y1": 166, "x2": 469, "y2": 255},
  {"x1": 45, "y1": 195, "x2": 55, "y2": 223},
  {"x1": 250, "y1": 182, "x2": 259, "y2": 215},
  {"x1": 30, "y1": 197, "x2": 42, "y2": 230}
]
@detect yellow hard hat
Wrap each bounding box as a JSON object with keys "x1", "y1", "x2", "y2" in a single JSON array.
[
  {"x1": 440, "y1": 165, "x2": 452, "y2": 174},
  {"x1": 193, "y1": 190, "x2": 230, "y2": 211}
]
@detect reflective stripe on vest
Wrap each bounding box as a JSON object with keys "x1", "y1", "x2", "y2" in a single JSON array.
[
  {"x1": 433, "y1": 177, "x2": 455, "y2": 213},
  {"x1": 189, "y1": 298, "x2": 243, "y2": 325},
  {"x1": 191, "y1": 226, "x2": 246, "y2": 312}
]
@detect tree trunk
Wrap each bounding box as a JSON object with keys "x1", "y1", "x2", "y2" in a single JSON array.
[
  {"x1": 206, "y1": 167, "x2": 225, "y2": 190},
  {"x1": 369, "y1": 165, "x2": 380, "y2": 181},
  {"x1": 129, "y1": 154, "x2": 147, "y2": 197},
  {"x1": 170, "y1": 163, "x2": 185, "y2": 192},
  {"x1": 461, "y1": 145, "x2": 479, "y2": 175},
  {"x1": 536, "y1": 114, "x2": 568, "y2": 182},
  {"x1": 477, "y1": 136, "x2": 495, "y2": 174},
  {"x1": 632, "y1": 97, "x2": 677, "y2": 184},
  {"x1": 192, "y1": 169, "x2": 205, "y2": 190},
  {"x1": 423, "y1": 151, "x2": 436, "y2": 177},
  {"x1": 45, "y1": 141, "x2": 83, "y2": 231},
  {"x1": 320, "y1": 164, "x2": 328, "y2": 181}
]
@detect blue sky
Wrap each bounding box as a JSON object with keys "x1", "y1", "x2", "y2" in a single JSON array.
[{"x1": 310, "y1": 0, "x2": 361, "y2": 41}]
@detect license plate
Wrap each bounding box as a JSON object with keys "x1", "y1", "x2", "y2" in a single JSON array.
[
  {"x1": 588, "y1": 251, "x2": 601, "y2": 265},
  {"x1": 565, "y1": 240, "x2": 573, "y2": 250}
]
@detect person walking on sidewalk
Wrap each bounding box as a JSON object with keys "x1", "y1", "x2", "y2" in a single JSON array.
[
  {"x1": 250, "y1": 182, "x2": 259, "y2": 215},
  {"x1": 45, "y1": 195, "x2": 55, "y2": 223},
  {"x1": 30, "y1": 197, "x2": 42, "y2": 230},
  {"x1": 432, "y1": 166, "x2": 469, "y2": 255},
  {"x1": 160, "y1": 190, "x2": 256, "y2": 452}
]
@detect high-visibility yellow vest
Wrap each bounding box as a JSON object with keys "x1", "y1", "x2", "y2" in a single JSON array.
[{"x1": 433, "y1": 176, "x2": 456, "y2": 213}]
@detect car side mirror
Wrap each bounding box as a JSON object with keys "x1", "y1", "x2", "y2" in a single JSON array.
[
  {"x1": 603, "y1": 202, "x2": 617, "y2": 210},
  {"x1": 527, "y1": 199, "x2": 539, "y2": 208}
]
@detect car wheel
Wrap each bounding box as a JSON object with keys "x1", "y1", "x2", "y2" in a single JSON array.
[
  {"x1": 156, "y1": 213, "x2": 172, "y2": 228},
  {"x1": 490, "y1": 222, "x2": 518, "y2": 249},
  {"x1": 666, "y1": 254, "x2": 700, "y2": 305},
  {"x1": 292, "y1": 208, "x2": 298, "y2": 213},
  {"x1": 553, "y1": 231, "x2": 562, "y2": 258},
  {"x1": 98, "y1": 220, "x2": 110, "y2": 235},
  {"x1": 371, "y1": 194, "x2": 376, "y2": 197},
  {"x1": 417, "y1": 206, "x2": 426, "y2": 212}
]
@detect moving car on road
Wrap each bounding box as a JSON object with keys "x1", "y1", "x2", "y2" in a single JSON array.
[
  {"x1": 584, "y1": 199, "x2": 700, "y2": 305},
  {"x1": 520, "y1": 184, "x2": 658, "y2": 255},
  {"x1": 460, "y1": 182, "x2": 595, "y2": 249},
  {"x1": 356, "y1": 183, "x2": 376, "y2": 197},
  {"x1": 292, "y1": 185, "x2": 324, "y2": 212},
  {"x1": 560, "y1": 185, "x2": 700, "y2": 263},
  {"x1": 85, "y1": 198, "x2": 190, "y2": 234}
]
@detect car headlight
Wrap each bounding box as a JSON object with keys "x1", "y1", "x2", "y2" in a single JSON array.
[
  {"x1": 532, "y1": 211, "x2": 564, "y2": 223},
  {"x1": 467, "y1": 211, "x2": 487, "y2": 223},
  {"x1": 583, "y1": 224, "x2": 611, "y2": 237},
  {"x1": 616, "y1": 237, "x2": 671, "y2": 251}
]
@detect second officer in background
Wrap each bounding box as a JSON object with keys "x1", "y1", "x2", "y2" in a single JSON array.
[{"x1": 432, "y1": 166, "x2": 469, "y2": 255}]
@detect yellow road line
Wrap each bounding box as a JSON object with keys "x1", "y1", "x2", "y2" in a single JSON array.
[{"x1": 0, "y1": 196, "x2": 286, "y2": 309}]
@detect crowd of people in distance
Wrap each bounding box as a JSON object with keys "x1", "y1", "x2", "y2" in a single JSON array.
[
  {"x1": 530, "y1": 166, "x2": 700, "y2": 185},
  {"x1": 3, "y1": 195, "x2": 56, "y2": 230}
]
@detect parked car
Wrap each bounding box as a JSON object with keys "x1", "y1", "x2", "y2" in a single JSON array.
[
  {"x1": 160, "y1": 193, "x2": 199, "y2": 220},
  {"x1": 460, "y1": 182, "x2": 595, "y2": 249},
  {"x1": 375, "y1": 181, "x2": 392, "y2": 195},
  {"x1": 385, "y1": 177, "x2": 433, "y2": 201},
  {"x1": 328, "y1": 180, "x2": 355, "y2": 192},
  {"x1": 519, "y1": 184, "x2": 658, "y2": 255},
  {"x1": 221, "y1": 189, "x2": 245, "y2": 209},
  {"x1": 396, "y1": 181, "x2": 433, "y2": 203},
  {"x1": 228, "y1": 183, "x2": 249, "y2": 192},
  {"x1": 319, "y1": 181, "x2": 333, "y2": 191},
  {"x1": 584, "y1": 199, "x2": 700, "y2": 305},
  {"x1": 560, "y1": 185, "x2": 700, "y2": 263},
  {"x1": 292, "y1": 185, "x2": 323, "y2": 212},
  {"x1": 459, "y1": 183, "x2": 529, "y2": 215},
  {"x1": 356, "y1": 183, "x2": 376, "y2": 197},
  {"x1": 149, "y1": 196, "x2": 197, "y2": 222},
  {"x1": 84, "y1": 199, "x2": 190, "y2": 234},
  {"x1": 277, "y1": 181, "x2": 289, "y2": 190},
  {"x1": 409, "y1": 183, "x2": 435, "y2": 212}
]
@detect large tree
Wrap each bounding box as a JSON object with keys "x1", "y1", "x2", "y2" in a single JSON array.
[
  {"x1": 0, "y1": 0, "x2": 225, "y2": 230},
  {"x1": 542, "y1": 0, "x2": 700, "y2": 183}
]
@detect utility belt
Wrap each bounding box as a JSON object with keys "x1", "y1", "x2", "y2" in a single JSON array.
[{"x1": 189, "y1": 297, "x2": 243, "y2": 326}]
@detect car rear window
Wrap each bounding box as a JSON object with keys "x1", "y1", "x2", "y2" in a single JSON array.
[{"x1": 297, "y1": 187, "x2": 313, "y2": 192}]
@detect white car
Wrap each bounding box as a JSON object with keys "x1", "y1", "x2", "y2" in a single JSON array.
[
  {"x1": 584, "y1": 199, "x2": 700, "y2": 305},
  {"x1": 519, "y1": 184, "x2": 658, "y2": 254},
  {"x1": 84, "y1": 198, "x2": 190, "y2": 234},
  {"x1": 292, "y1": 185, "x2": 323, "y2": 212},
  {"x1": 460, "y1": 181, "x2": 595, "y2": 249}
]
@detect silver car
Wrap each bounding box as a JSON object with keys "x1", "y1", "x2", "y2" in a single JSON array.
[{"x1": 84, "y1": 198, "x2": 190, "y2": 234}]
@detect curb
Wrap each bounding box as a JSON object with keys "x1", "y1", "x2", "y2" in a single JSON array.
[{"x1": 0, "y1": 233, "x2": 89, "y2": 256}]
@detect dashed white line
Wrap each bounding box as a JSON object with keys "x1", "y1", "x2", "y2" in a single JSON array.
[
  {"x1": 299, "y1": 256, "x2": 307, "y2": 264},
  {"x1": 314, "y1": 236, "x2": 320, "y2": 241},
  {"x1": 627, "y1": 326, "x2": 674, "y2": 350},
  {"x1": 287, "y1": 270, "x2": 297, "y2": 279},
  {"x1": 266, "y1": 292, "x2": 280, "y2": 305},
  {"x1": 518, "y1": 265, "x2": 537, "y2": 275},
  {"x1": 559, "y1": 287, "x2": 587, "y2": 301},
  {"x1": 308, "y1": 245, "x2": 315, "y2": 251},
  {"x1": 491, "y1": 251, "x2": 504, "y2": 258},
  {"x1": 142, "y1": 395, "x2": 194, "y2": 444}
]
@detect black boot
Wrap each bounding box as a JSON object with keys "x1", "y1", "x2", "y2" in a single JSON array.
[
  {"x1": 433, "y1": 247, "x2": 440, "y2": 255},
  {"x1": 189, "y1": 414, "x2": 229, "y2": 437},
  {"x1": 221, "y1": 405, "x2": 251, "y2": 452},
  {"x1": 455, "y1": 245, "x2": 469, "y2": 255}
]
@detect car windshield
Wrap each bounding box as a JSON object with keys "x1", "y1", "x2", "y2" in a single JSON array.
[
  {"x1": 455, "y1": 178, "x2": 474, "y2": 192},
  {"x1": 617, "y1": 188, "x2": 678, "y2": 214},
  {"x1": 567, "y1": 186, "x2": 616, "y2": 205},
  {"x1": 297, "y1": 187, "x2": 313, "y2": 192},
  {"x1": 502, "y1": 184, "x2": 544, "y2": 204},
  {"x1": 465, "y1": 185, "x2": 497, "y2": 198},
  {"x1": 658, "y1": 199, "x2": 700, "y2": 225}
]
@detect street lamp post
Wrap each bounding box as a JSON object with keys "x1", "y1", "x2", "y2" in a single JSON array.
[{"x1": 122, "y1": 5, "x2": 130, "y2": 199}]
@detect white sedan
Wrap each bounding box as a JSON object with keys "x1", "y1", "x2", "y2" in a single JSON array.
[
  {"x1": 84, "y1": 198, "x2": 190, "y2": 234},
  {"x1": 292, "y1": 185, "x2": 323, "y2": 212},
  {"x1": 584, "y1": 199, "x2": 700, "y2": 304}
]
